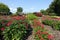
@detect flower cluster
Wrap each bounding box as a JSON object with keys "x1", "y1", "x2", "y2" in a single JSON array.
[
  {"x1": 33, "y1": 19, "x2": 44, "y2": 28},
  {"x1": 35, "y1": 30, "x2": 54, "y2": 40}
]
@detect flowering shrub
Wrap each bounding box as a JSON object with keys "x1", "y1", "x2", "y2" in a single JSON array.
[
  {"x1": 33, "y1": 12, "x2": 42, "y2": 17},
  {"x1": 32, "y1": 19, "x2": 54, "y2": 40},
  {"x1": 0, "y1": 16, "x2": 32, "y2": 40}
]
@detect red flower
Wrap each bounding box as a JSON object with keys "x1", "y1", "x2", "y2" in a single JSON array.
[
  {"x1": 1, "y1": 27, "x2": 5, "y2": 31},
  {"x1": 36, "y1": 30, "x2": 41, "y2": 35},
  {"x1": 12, "y1": 16, "x2": 21, "y2": 20},
  {"x1": 42, "y1": 32, "x2": 48, "y2": 34},
  {"x1": 6, "y1": 21, "x2": 12, "y2": 26},
  {"x1": 40, "y1": 24, "x2": 44, "y2": 28},
  {"x1": 40, "y1": 37, "x2": 44, "y2": 40},
  {"x1": 48, "y1": 34, "x2": 54, "y2": 39}
]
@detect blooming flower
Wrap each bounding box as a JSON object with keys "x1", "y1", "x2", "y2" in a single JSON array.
[
  {"x1": 40, "y1": 24, "x2": 44, "y2": 28},
  {"x1": 48, "y1": 34, "x2": 54, "y2": 39},
  {"x1": 36, "y1": 30, "x2": 41, "y2": 35},
  {"x1": 6, "y1": 21, "x2": 12, "y2": 26},
  {"x1": 42, "y1": 32, "x2": 48, "y2": 34},
  {"x1": 1, "y1": 27, "x2": 5, "y2": 31}
]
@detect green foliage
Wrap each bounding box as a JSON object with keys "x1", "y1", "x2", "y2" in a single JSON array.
[
  {"x1": 46, "y1": 0, "x2": 60, "y2": 16},
  {"x1": 26, "y1": 13, "x2": 38, "y2": 20},
  {"x1": 42, "y1": 19, "x2": 60, "y2": 30},
  {"x1": 16, "y1": 7, "x2": 23, "y2": 15},
  {"x1": 48, "y1": 13, "x2": 56, "y2": 16},
  {"x1": 0, "y1": 3, "x2": 10, "y2": 15},
  {"x1": 42, "y1": 20, "x2": 54, "y2": 26},
  {"x1": 53, "y1": 21, "x2": 60, "y2": 30},
  {"x1": 17, "y1": 7, "x2": 23, "y2": 12},
  {"x1": 40, "y1": 9, "x2": 48, "y2": 15}
]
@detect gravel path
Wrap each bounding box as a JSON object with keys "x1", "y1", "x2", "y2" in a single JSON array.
[
  {"x1": 44, "y1": 25, "x2": 60, "y2": 40},
  {"x1": 26, "y1": 31, "x2": 35, "y2": 40}
]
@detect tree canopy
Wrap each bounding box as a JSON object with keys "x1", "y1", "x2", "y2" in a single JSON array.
[
  {"x1": 0, "y1": 3, "x2": 10, "y2": 15},
  {"x1": 17, "y1": 7, "x2": 23, "y2": 12},
  {"x1": 46, "y1": 0, "x2": 60, "y2": 16}
]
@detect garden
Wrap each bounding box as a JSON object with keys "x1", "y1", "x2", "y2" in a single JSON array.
[{"x1": 0, "y1": 0, "x2": 60, "y2": 40}]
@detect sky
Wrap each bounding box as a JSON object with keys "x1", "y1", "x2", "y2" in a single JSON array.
[{"x1": 0, "y1": 0, "x2": 53, "y2": 13}]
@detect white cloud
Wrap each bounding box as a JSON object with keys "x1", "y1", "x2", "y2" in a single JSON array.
[
  {"x1": 30, "y1": 7, "x2": 35, "y2": 10},
  {"x1": 23, "y1": 7, "x2": 35, "y2": 13},
  {"x1": 10, "y1": 8, "x2": 17, "y2": 13}
]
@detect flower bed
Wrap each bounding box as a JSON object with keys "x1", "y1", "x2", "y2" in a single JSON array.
[
  {"x1": 0, "y1": 16, "x2": 32, "y2": 40},
  {"x1": 32, "y1": 19, "x2": 54, "y2": 40}
]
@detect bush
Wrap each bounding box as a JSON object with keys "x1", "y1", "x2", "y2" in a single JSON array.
[
  {"x1": 53, "y1": 21, "x2": 60, "y2": 30},
  {"x1": 42, "y1": 20, "x2": 54, "y2": 26},
  {"x1": 0, "y1": 3, "x2": 10, "y2": 15},
  {"x1": 0, "y1": 16, "x2": 32, "y2": 40},
  {"x1": 48, "y1": 13, "x2": 57, "y2": 16},
  {"x1": 26, "y1": 13, "x2": 38, "y2": 20},
  {"x1": 33, "y1": 12, "x2": 42, "y2": 17},
  {"x1": 40, "y1": 9, "x2": 48, "y2": 15},
  {"x1": 42, "y1": 19, "x2": 60, "y2": 30}
]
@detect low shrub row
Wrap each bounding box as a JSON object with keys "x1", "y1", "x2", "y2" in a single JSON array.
[{"x1": 42, "y1": 19, "x2": 60, "y2": 30}]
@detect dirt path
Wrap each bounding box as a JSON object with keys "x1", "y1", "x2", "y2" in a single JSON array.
[{"x1": 26, "y1": 33, "x2": 35, "y2": 40}]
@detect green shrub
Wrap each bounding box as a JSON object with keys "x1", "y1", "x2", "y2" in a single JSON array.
[
  {"x1": 26, "y1": 14, "x2": 37, "y2": 20},
  {"x1": 42, "y1": 19, "x2": 60, "y2": 30},
  {"x1": 40, "y1": 9, "x2": 48, "y2": 15},
  {"x1": 42, "y1": 20, "x2": 54, "y2": 26},
  {"x1": 53, "y1": 21, "x2": 60, "y2": 30},
  {"x1": 48, "y1": 13, "x2": 56, "y2": 16}
]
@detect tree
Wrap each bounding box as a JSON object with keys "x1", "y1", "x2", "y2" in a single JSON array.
[
  {"x1": 16, "y1": 7, "x2": 23, "y2": 15},
  {"x1": 40, "y1": 9, "x2": 48, "y2": 15},
  {"x1": 0, "y1": 3, "x2": 10, "y2": 15},
  {"x1": 46, "y1": 0, "x2": 60, "y2": 16},
  {"x1": 17, "y1": 7, "x2": 23, "y2": 12}
]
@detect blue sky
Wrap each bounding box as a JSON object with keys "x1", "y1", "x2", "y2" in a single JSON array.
[{"x1": 0, "y1": 0, "x2": 53, "y2": 13}]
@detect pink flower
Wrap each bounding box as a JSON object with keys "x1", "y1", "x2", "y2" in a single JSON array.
[
  {"x1": 6, "y1": 21, "x2": 12, "y2": 26},
  {"x1": 12, "y1": 16, "x2": 21, "y2": 20},
  {"x1": 36, "y1": 30, "x2": 41, "y2": 35},
  {"x1": 40, "y1": 24, "x2": 44, "y2": 28},
  {"x1": 42, "y1": 32, "x2": 48, "y2": 34},
  {"x1": 48, "y1": 34, "x2": 54, "y2": 39},
  {"x1": 1, "y1": 27, "x2": 5, "y2": 31}
]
